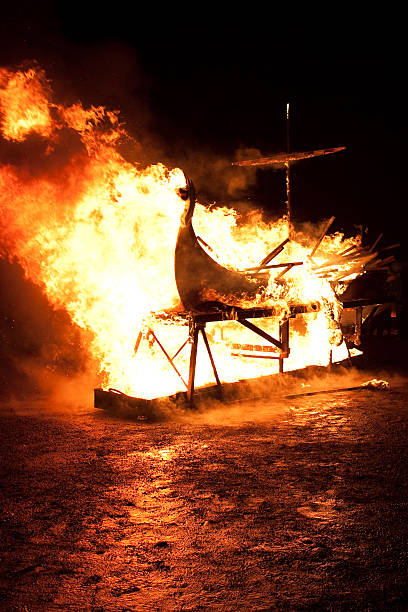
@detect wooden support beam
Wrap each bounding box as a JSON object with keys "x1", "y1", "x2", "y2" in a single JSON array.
[
  {"x1": 148, "y1": 329, "x2": 188, "y2": 389},
  {"x1": 171, "y1": 338, "x2": 189, "y2": 361},
  {"x1": 355, "y1": 306, "x2": 363, "y2": 344},
  {"x1": 201, "y1": 328, "x2": 223, "y2": 400},
  {"x1": 238, "y1": 319, "x2": 283, "y2": 350},
  {"x1": 134, "y1": 331, "x2": 143, "y2": 355},
  {"x1": 345, "y1": 342, "x2": 353, "y2": 366},
  {"x1": 279, "y1": 319, "x2": 290, "y2": 372},
  {"x1": 238, "y1": 318, "x2": 289, "y2": 372},
  {"x1": 187, "y1": 325, "x2": 199, "y2": 408},
  {"x1": 232, "y1": 353, "x2": 281, "y2": 359},
  {"x1": 279, "y1": 319, "x2": 290, "y2": 356}
]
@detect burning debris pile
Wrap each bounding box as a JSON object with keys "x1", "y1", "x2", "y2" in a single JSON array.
[{"x1": 0, "y1": 66, "x2": 400, "y2": 404}]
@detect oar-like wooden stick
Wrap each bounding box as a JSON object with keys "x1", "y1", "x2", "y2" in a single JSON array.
[
  {"x1": 310, "y1": 216, "x2": 335, "y2": 258},
  {"x1": 285, "y1": 379, "x2": 389, "y2": 398}
]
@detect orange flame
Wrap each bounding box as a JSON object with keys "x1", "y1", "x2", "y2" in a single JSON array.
[
  {"x1": 0, "y1": 67, "x2": 52, "y2": 141},
  {"x1": 0, "y1": 66, "x2": 361, "y2": 399}
]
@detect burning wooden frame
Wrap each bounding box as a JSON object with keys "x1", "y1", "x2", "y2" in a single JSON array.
[
  {"x1": 94, "y1": 295, "x2": 393, "y2": 415},
  {"x1": 94, "y1": 109, "x2": 401, "y2": 415},
  {"x1": 95, "y1": 172, "x2": 399, "y2": 415},
  {"x1": 134, "y1": 303, "x2": 317, "y2": 408}
]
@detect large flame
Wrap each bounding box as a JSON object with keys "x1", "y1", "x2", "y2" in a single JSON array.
[{"x1": 0, "y1": 66, "x2": 361, "y2": 399}]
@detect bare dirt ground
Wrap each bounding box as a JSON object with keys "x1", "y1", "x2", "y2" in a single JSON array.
[{"x1": 1, "y1": 362, "x2": 408, "y2": 611}]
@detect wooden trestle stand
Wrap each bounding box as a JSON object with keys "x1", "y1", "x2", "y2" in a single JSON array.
[
  {"x1": 94, "y1": 296, "x2": 391, "y2": 415},
  {"x1": 134, "y1": 303, "x2": 317, "y2": 408}
]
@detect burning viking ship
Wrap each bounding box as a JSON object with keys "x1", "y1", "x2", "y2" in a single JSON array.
[
  {"x1": 96, "y1": 145, "x2": 401, "y2": 413},
  {"x1": 106, "y1": 162, "x2": 392, "y2": 410},
  {"x1": 0, "y1": 66, "x2": 399, "y2": 413}
]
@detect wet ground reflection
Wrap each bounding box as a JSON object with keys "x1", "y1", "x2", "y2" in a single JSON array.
[{"x1": 1, "y1": 376, "x2": 408, "y2": 608}]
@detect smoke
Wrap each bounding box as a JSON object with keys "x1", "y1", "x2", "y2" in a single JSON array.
[
  {"x1": 157, "y1": 146, "x2": 260, "y2": 204},
  {"x1": 0, "y1": 258, "x2": 98, "y2": 403},
  {"x1": 94, "y1": 363, "x2": 406, "y2": 425},
  {"x1": 187, "y1": 365, "x2": 406, "y2": 425}
]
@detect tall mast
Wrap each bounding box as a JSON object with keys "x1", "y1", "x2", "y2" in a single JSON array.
[
  {"x1": 232, "y1": 104, "x2": 346, "y2": 239},
  {"x1": 285, "y1": 102, "x2": 292, "y2": 236}
]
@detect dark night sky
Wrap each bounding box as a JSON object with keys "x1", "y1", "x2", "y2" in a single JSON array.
[{"x1": 1, "y1": 3, "x2": 407, "y2": 254}]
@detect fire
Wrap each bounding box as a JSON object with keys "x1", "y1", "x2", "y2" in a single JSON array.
[
  {"x1": 0, "y1": 66, "x2": 363, "y2": 399},
  {"x1": 0, "y1": 67, "x2": 53, "y2": 141}
]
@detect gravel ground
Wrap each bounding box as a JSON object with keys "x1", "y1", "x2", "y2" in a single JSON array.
[{"x1": 1, "y1": 365, "x2": 408, "y2": 611}]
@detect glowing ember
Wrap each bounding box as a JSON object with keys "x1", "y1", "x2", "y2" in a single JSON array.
[{"x1": 0, "y1": 66, "x2": 366, "y2": 399}]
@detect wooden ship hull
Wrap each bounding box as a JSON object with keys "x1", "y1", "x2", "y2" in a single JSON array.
[{"x1": 174, "y1": 178, "x2": 268, "y2": 311}]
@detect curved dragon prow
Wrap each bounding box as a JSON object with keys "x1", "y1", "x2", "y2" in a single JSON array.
[{"x1": 174, "y1": 175, "x2": 268, "y2": 311}]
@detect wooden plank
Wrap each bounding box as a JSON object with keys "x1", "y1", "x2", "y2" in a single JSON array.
[
  {"x1": 243, "y1": 261, "x2": 302, "y2": 272},
  {"x1": 239, "y1": 319, "x2": 283, "y2": 350},
  {"x1": 187, "y1": 326, "x2": 199, "y2": 407},
  {"x1": 134, "y1": 331, "x2": 143, "y2": 354},
  {"x1": 149, "y1": 329, "x2": 188, "y2": 389},
  {"x1": 171, "y1": 338, "x2": 189, "y2": 361},
  {"x1": 201, "y1": 329, "x2": 223, "y2": 399},
  {"x1": 259, "y1": 238, "x2": 290, "y2": 267},
  {"x1": 310, "y1": 216, "x2": 335, "y2": 257}
]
